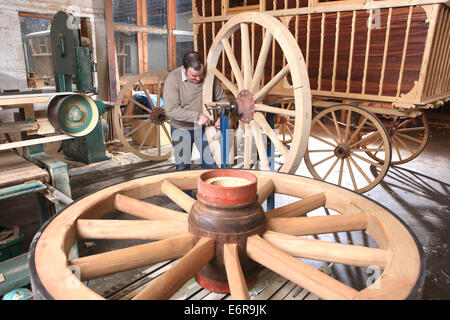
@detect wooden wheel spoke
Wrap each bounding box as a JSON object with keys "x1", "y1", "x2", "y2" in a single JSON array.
[
  {"x1": 265, "y1": 192, "x2": 325, "y2": 218},
  {"x1": 350, "y1": 152, "x2": 383, "y2": 169},
  {"x1": 351, "y1": 147, "x2": 385, "y2": 153},
  {"x1": 257, "y1": 177, "x2": 274, "y2": 204},
  {"x1": 138, "y1": 80, "x2": 156, "y2": 109},
  {"x1": 396, "y1": 127, "x2": 425, "y2": 133},
  {"x1": 249, "y1": 120, "x2": 270, "y2": 170},
  {"x1": 124, "y1": 120, "x2": 152, "y2": 138},
  {"x1": 132, "y1": 237, "x2": 215, "y2": 300},
  {"x1": 347, "y1": 117, "x2": 368, "y2": 145},
  {"x1": 312, "y1": 154, "x2": 335, "y2": 168},
  {"x1": 221, "y1": 38, "x2": 244, "y2": 90},
  {"x1": 338, "y1": 158, "x2": 344, "y2": 186},
  {"x1": 161, "y1": 123, "x2": 173, "y2": 145},
  {"x1": 161, "y1": 180, "x2": 196, "y2": 213},
  {"x1": 224, "y1": 243, "x2": 250, "y2": 300},
  {"x1": 310, "y1": 134, "x2": 337, "y2": 148},
  {"x1": 70, "y1": 232, "x2": 196, "y2": 281},
  {"x1": 322, "y1": 157, "x2": 340, "y2": 181},
  {"x1": 349, "y1": 156, "x2": 372, "y2": 184},
  {"x1": 345, "y1": 158, "x2": 358, "y2": 191},
  {"x1": 253, "y1": 112, "x2": 289, "y2": 159},
  {"x1": 392, "y1": 135, "x2": 414, "y2": 155},
  {"x1": 397, "y1": 118, "x2": 414, "y2": 129},
  {"x1": 392, "y1": 136, "x2": 403, "y2": 161},
  {"x1": 128, "y1": 96, "x2": 153, "y2": 114},
  {"x1": 139, "y1": 122, "x2": 156, "y2": 151},
  {"x1": 246, "y1": 235, "x2": 358, "y2": 300},
  {"x1": 209, "y1": 66, "x2": 239, "y2": 97},
  {"x1": 349, "y1": 131, "x2": 380, "y2": 149},
  {"x1": 76, "y1": 219, "x2": 188, "y2": 240},
  {"x1": 156, "y1": 125, "x2": 161, "y2": 155},
  {"x1": 395, "y1": 132, "x2": 423, "y2": 144},
  {"x1": 263, "y1": 231, "x2": 388, "y2": 269},
  {"x1": 253, "y1": 65, "x2": 290, "y2": 102},
  {"x1": 316, "y1": 119, "x2": 339, "y2": 144},
  {"x1": 251, "y1": 31, "x2": 273, "y2": 93},
  {"x1": 330, "y1": 110, "x2": 342, "y2": 142},
  {"x1": 240, "y1": 23, "x2": 253, "y2": 89},
  {"x1": 343, "y1": 110, "x2": 352, "y2": 143},
  {"x1": 266, "y1": 213, "x2": 368, "y2": 236},
  {"x1": 156, "y1": 81, "x2": 162, "y2": 108},
  {"x1": 254, "y1": 104, "x2": 296, "y2": 117},
  {"x1": 120, "y1": 114, "x2": 152, "y2": 119},
  {"x1": 114, "y1": 193, "x2": 188, "y2": 221},
  {"x1": 244, "y1": 123, "x2": 252, "y2": 168}
]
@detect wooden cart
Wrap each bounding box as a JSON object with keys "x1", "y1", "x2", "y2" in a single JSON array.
[{"x1": 190, "y1": 0, "x2": 450, "y2": 192}]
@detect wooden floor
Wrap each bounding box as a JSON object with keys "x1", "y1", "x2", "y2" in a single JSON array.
[{"x1": 102, "y1": 259, "x2": 320, "y2": 300}]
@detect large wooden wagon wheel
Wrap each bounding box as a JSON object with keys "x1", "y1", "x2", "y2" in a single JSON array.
[
  {"x1": 365, "y1": 113, "x2": 429, "y2": 165},
  {"x1": 113, "y1": 71, "x2": 172, "y2": 161},
  {"x1": 304, "y1": 105, "x2": 391, "y2": 193},
  {"x1": 202, "y1": 12, "x2": 311, "y2": 173},
  {"x1": 29, "y1": 169, "x2": 423, "y2": 300}
]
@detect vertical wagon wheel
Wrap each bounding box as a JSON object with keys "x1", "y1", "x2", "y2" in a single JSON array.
[
  {"x1": 304, "y1": 104, "x2": 392, "y2": 193},
  {"x1": 365, "y1": 113, "x2": 429, "y2": 165},
  {"x1": 29, "y1": 169, "x2": 423, "y2": 300},
  {"x1": 202, "y1": 12, "x2": 311, "y2": 173},
  {"x1": 113, "y1": 71, "x2": 172, "y2": 161}
]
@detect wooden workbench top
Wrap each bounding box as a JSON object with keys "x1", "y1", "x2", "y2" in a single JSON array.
[{"x1": 0, "y1": 151, "x2": 49, "y2": 188}]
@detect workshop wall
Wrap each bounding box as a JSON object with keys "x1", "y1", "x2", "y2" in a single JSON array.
[{"x1": 0, "y1": 0, "x2": 109, "y2": 101}]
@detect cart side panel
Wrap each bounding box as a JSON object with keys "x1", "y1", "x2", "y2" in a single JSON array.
[
  {"x1": 192, "y1": 1, "x2": 448, "y2": 105},
  {"x1": 422, "y1": 5, "x2": 450, "y2": 102}
]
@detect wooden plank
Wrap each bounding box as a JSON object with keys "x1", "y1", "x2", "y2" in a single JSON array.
[
  {"x1": 396, "y1": 6, "x2": 413, "y2": 97},
  {"x1": 0, "y1": 151, "x2": 49, "y2": 188}
]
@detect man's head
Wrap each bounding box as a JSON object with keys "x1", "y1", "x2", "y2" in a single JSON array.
[{"x1": 182, "y1": 51, "x2": 204, "y2": 84}]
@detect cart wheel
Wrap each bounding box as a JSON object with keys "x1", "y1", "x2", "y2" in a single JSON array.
[
  {"x1": 29, "y1": 169, "x2": 424, "y2": 300},
  {"x1": 273, "y1": 100, "x2": 296, "y2": 144},
  {"x1": 113, "y1": 71, "x2": 172, "y2": 161},
  {"x1": 366, "y1": 113, "x2": 429, "y2": 165},
  {"x1": 304, "y1": 104, "x2": 391, "y2": 193},
  {"x1": 202, "y1": 12, "x2": 311, "y2": 173}
]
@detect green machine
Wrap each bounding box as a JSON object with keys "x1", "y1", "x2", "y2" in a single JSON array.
[{"x1": 49, "y1": 11, "x2": 110, "y2": 164}]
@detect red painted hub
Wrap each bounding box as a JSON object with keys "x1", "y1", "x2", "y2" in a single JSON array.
[
  {"x1": 188, "y1": 169, "x2": 266, "y2": 293},
  {"x1": 236, "y1": 90, "x2": 255, "y2": 123}
]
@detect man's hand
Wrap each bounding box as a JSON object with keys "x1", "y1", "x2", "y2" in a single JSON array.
[
  {"x1": 197, "y1": 114, "x2": 211, "y2": 127},
  {"x1": 215, "y1": 117, "x2": 220, "y2": 129}
]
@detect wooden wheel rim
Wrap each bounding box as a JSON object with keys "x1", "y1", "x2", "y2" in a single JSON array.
[
  {"x1": 367, "y1": 113, "x2": 429, "y2": 165},
  {"x1": 113, "y1": 71, "x2": 172, "y2": 161},
  {"x1": 202, "y1": 12, "x2": 311, "y2": 173},
  {"x1": 305, "y1": 105, "x2": 392, "y2": 193},
  {"x1": 29, "y1": 170, "x2": 423, "y2": 300}
]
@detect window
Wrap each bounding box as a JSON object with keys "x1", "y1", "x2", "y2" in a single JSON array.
[
  {"x1": 110, "y1": 0, "x2": 194, "y2": 81},
  {"x1": 19, "y1": 14, "x2": 53, "y2": 88}
]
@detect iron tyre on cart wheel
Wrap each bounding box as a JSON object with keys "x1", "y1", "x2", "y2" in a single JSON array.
[
  {"x1": 365, "y1": 113, "x2": 429, "y2": 165},
  {"x1": 29, "y1": 169, "x2": 423, "y2": 300},
  {"x1": 304, "y1": 104, "x2": 392, "y2": 193}
]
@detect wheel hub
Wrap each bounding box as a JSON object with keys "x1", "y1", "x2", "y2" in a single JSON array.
[
  {"x1": 236, "y1": 90, "x2": 255, "y2": 123},
  {"x1": 334, "y1": 143, "x2": 351, "y2": 159},
  {"x1": 149, "y1": 107, "x2": 166, "y2": 125},
  {"x1": 188, "y1": 169, "x2": 266, "y2": 293}
]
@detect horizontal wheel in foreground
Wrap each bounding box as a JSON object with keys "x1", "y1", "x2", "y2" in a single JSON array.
[{"x1": 29, "y1": 169, "x2": 423, "y2": 300}]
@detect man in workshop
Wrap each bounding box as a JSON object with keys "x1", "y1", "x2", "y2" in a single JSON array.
[{"x1": 163, "y1": 51, "x2": 227, "y2": 170}]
